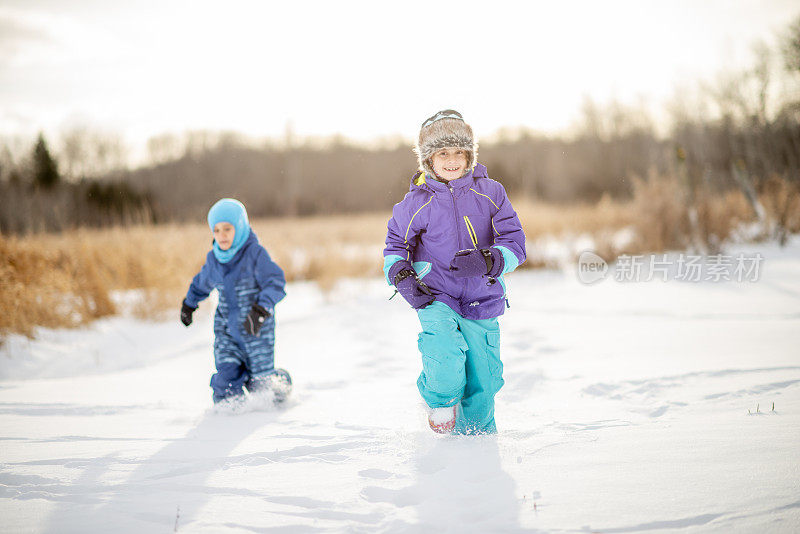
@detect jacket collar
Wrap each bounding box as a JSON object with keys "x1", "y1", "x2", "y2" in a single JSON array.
[{"x1": 411, "y1": 163, "x2": 487, "y2": 193}]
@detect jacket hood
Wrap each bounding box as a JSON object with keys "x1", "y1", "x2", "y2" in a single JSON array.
[{"x1": 208, "y1": 198, "x2": 251, "y2": 263}]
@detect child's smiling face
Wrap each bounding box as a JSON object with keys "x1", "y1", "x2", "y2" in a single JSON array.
[
  {"x1": 213, "y1": 222, "x2": 236, "y2": 250},
  {"x1": 431, "y1": 148, "x2": 468, "y2": 181}
]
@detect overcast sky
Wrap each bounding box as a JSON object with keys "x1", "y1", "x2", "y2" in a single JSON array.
[{"x1": 1, "y1": 0, "x2": 798, "y2": 161}]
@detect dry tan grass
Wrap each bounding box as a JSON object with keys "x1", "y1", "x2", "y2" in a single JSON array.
[
  {"x1": 2, "y1": 181, "x2": 793, "y2": 338},
  {"x1": 513, "y1": 195, "x2": 636, "y2": 240},
  {"x1": 253, "y1": 213, "x2": 389, "y2": 291},
  {"x1": 624, "y1": 175, "x2": 761, "y2": 255},
  {"x1": 761, "y1": 176, "x2": 800, "y2": 237},
  {"x1": 0, "y1": 215, "x2": 390, "y2": 337},
  {"x1": 514, "y1": 178, "x2": 767, "y2": 263}
]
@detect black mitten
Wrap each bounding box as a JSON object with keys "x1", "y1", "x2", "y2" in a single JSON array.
[
  {"x1": 243, "y1": 304, "x2": 271, "y2": 335},
  {"x1": 180, "y1": 300, "x2": 196, "y2": 327}
]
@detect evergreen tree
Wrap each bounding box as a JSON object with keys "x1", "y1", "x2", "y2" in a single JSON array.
[{"x1": 33, "y1": 133, "x2": 59, "y2": 188}]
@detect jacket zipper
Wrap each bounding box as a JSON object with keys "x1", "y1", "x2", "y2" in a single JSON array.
[
  {"x1": 448, "y1": 184, "x2": 462, "y2": 249},
  {"x1": 448, "y1": 183, "x2": 468, "y2": 299}
]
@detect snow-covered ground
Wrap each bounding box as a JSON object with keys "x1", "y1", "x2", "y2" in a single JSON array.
[{"x1": 1, "y1": 239, "x2": 799, "y2": 533}]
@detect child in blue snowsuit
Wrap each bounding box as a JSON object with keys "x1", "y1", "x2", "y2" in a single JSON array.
[
  {"x1": 383, "y1": 110, "x2": 526, "y2": 434},
  {"x1": 181, "y1": 198, "x2": 289, "y2": 403}
]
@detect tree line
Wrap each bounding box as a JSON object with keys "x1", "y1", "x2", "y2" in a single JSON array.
[{"x1": 0, "y1": 134, "x2": 153, "y2": 234}]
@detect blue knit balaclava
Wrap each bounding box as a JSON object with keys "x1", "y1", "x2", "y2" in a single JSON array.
[{"x1": 207, "y1": 198, "x2": 251, "y2": 263}]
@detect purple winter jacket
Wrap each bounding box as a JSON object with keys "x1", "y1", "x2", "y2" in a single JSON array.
[{"x1": 383, "y1": 163, "x2": 526, "y2": 320}]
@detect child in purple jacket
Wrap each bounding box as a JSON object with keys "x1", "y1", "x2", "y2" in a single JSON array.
[{"x1": 383, "y1": 110, "x2": 526, "y2": 435}]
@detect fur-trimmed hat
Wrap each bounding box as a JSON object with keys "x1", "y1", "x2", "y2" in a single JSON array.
[{"x1": 414, "y1": 109, "x2": 478, "y2": 176}]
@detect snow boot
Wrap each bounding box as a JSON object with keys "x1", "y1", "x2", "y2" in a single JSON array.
[
  {"x1": 428, "y1": 406, "x2": 457, "y2": 434},
  {"x1": 246, "y1": 368, "x2": 292, "y2": 403}
]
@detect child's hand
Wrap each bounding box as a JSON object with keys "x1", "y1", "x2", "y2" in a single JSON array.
[
  {"x1": 390, "y1": 261, "x2": 435, "y2": 309},
  {"x1": 243, "y1": 304, "x2": 271, "y2": 336},
  {"x1": 180, "y1": 300, "x2": 197, "y2": 326},
  {"x1": 449, "y1": 248, "x2": 503, "y2": 278}
]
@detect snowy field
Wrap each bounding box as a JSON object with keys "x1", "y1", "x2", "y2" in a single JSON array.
[{"x1": 1, "y1": 239, "x2": 799, "y2": 533}]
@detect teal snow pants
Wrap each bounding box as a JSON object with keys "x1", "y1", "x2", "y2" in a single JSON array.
[{"x1": 416, "y1": 301, "x2": 504, "y2": 434}]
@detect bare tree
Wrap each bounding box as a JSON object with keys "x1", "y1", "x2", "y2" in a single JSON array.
[
  {"x1": 59, "y1": 127, "x2": 128, "y2": 180},
  {"x1": 781, "y1": 15, "x2": 800, "y2": 74},
  {"x1": 60, "y1": 127, "x2": 90, "y2": 180},
  {"x1": 147, "y1": 133, "x2": 182, "y2": 165}
]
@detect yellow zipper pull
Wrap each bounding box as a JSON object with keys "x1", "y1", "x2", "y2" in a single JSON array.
[{"x1": 463, "y1": 216, "x2": 479, "y2": 249}]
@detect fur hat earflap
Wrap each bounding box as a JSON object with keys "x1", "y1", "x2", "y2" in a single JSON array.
[{"x1": 414, "y1": 109, "x2": 478, "y2": 176}]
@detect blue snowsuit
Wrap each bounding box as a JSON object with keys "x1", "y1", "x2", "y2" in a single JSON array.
[
  {"x1": 185, "y1": 230, "x2": 286, "y2": 402},
  {"x1": 383, "y1": 164, "x2": 526, "y2": 434}
]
